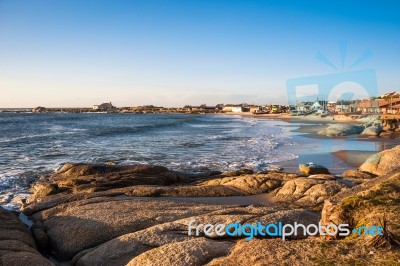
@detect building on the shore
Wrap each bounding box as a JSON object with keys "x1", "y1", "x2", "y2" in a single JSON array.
[
  {"x1": 93, "y1": 102, "x2": 115, "y2": 111},
  {"x1": 231, "y1": 104, "x2": 252, "y2": 113},
  {"x1": 310, "y1": 100, "x2": 328, "y2": 111},
  {"x1": 248, "y1": 105, "x2": 261, "y2": 113},
  {"x1": 357, "y1": 99, "x2": 380, "y2": 114},
  {"x1": 295, "y1": 102, "x2": 312, "y2": 112},
  {"x1": 335, "y1": 100, "x2": 353, "y2": 113},
  {"x1": 222, "y1": 104, "x2": 234, "y2": 112},
  {"x1": 377, "y1": 92, "x2": 400, "y2": 114}
]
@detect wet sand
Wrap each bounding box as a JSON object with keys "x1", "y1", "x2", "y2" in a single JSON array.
[{"x1": 265, "y1": 117, "x2": 398, "y2": 174}]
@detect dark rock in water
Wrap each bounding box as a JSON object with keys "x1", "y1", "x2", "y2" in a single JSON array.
[
  {"x1": 0, "y1": 208, "x2": 53, "y2": 265},
  {"x1": 299, "y1": 162, "x2": 330, "y2": 175},
  {"x1": 361, "y1": 124, "x2": 383, "y2": 136}
]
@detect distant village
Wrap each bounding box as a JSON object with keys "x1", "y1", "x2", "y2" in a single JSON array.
[{"x1": 9, "y1": 92, "x2": 400, "y2": 117}]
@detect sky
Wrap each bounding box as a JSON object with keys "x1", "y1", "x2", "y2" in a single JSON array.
[{"x1": 0, "y1": 0, "x2": 400, "y2": 108}]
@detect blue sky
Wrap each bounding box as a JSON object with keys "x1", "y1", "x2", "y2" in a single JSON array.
[{"x1": 0, "y1": 0, "x2": 399, "y2": 107}]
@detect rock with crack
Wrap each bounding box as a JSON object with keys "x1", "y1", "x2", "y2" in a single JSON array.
[{"x1": 0, "y1": 208, "x2": 53, "y2": 265}]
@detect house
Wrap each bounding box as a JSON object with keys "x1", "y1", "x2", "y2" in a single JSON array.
[
  {"x1": 248, "y1": 105, "x2": 261, "y2": 113},
  {"x1": 93, "y1": 102, "x2": 115, "y2": 111},
  {"x1": 310, "y1": 100, "x2": 328, "y2": 111},
  {"x1": 231, "y1": 105, "x2": 244, "y2": 113},
  {"x1": 357, "y1": 99, "x2": 380, "y2": 114},
  {"x1": 222, "y1": 104, "x2": 234, "y2": 112},
  {"x1": 378, "y1": 97, "x2": 400, "y2": 114},
  {"x1": 296, "y1": 102, "x2": 312, "y2": 112},
  {"x1": 334, "y1": 100, "x2": 353, "y2": 113}
]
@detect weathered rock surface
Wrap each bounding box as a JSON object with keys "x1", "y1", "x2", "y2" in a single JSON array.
[
  {"x1": 321, "y1": 171, "x2": 400, "y2": 239},
  {"x1": 342, "y1": 170, "x2": 376, "y2": 179},
  {"x1": 273, "y1": 177, "x2": 350, "y2": 206},
  {"x1": 361, "y1": 124, "x2": 383, "y2": 136},
  {"x1": 359, "y1": 145, "x2": 400, "y2": 175},
  {"x1": 33, "y1": 198, "x2": 227, "y2": 261},
  {"x1": 299, "y1": 163, "x2": 330, "y2": 175},
  {"x1": 207, "y1": 238, "x2": 400, "y2": 266},
  {"x1": 127, "y1": 238, "x2": 232, "y2": 266},
  {"x1": 0, "y1": 208, "x2": 53, "y2": 265},
  {"x1": 199, "y1": 172, "x2": 297, "y2": 194},
  {"x1": 18, "y1": 157, "x2": 400, "y2": 265},
  {"x1": 318, "y1": 124, "x2": 365, "y2": 137},
  {"x1": 73, "y1": 207, "x2": 319, "y2": 265}
]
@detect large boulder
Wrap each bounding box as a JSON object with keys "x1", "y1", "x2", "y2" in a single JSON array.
[
  {"x1": 361, "y1": 124, "x2": 383, "y2": 136},
  {"x1": 299, "y1": 163, "x2": 330, "y2": 175},
  {"x1": 359, "y1": 145, "x2": 400, "y2": 175},
  {"x1": 318, "y1": 124, "x2": 364, "y2": 137},
  {"x1": 0, "y1": 208, "x2": 53, "y2": 265}
]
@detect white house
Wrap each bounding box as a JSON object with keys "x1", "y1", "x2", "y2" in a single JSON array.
[{"x1": 231, "y1": 105, "x2": 243, "y2": 113}]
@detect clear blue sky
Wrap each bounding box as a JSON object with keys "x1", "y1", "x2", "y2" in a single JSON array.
[{"x1": 1, "y1": 0, "x2": 399, "y2": 107}]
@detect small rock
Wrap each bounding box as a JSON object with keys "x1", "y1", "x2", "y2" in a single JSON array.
[{"x1": 299, "y1": 163, "x2": 330, "y2": 175}]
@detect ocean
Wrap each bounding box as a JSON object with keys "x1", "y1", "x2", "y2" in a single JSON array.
[
  {"x1": 1, "y1": 112, "x2": 396, "y2": 210},
  {"x1": 0, "y1": 113, "x2": 299, "y2": 208}
]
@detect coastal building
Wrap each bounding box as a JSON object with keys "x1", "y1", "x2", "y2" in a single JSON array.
[
  {"x1": 335, "y1": 100, "x2": 353, "y2": 113},
  {"x1": 248, "y1": 105, "x2": 261, "y2": 113},
  {"x1": 378, "y1": 97, "x2": 400, "y2": 114},
  {"x1": 231, "y1": 105, "x2": 244, "y2": 113},
  {"x1": 311, "y1": 100, "x2": 328, "y2": 111},
  {"x1": 295, "y1": 102, "x2": 312, "y2": 112},
  {"x1": 93, "y1": 102, "x2": 115, "y2": 111},
  {"x1": 357, "y1": 99, "x2": 380, "y2": 114},
  {"x1": 222, "y1": 104, "x2": 234, "y2": 112}
]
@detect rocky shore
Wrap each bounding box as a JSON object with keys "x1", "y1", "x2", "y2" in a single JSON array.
[{"x1": 1, "y1": 146, "x2": 400, "y2": 265}]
